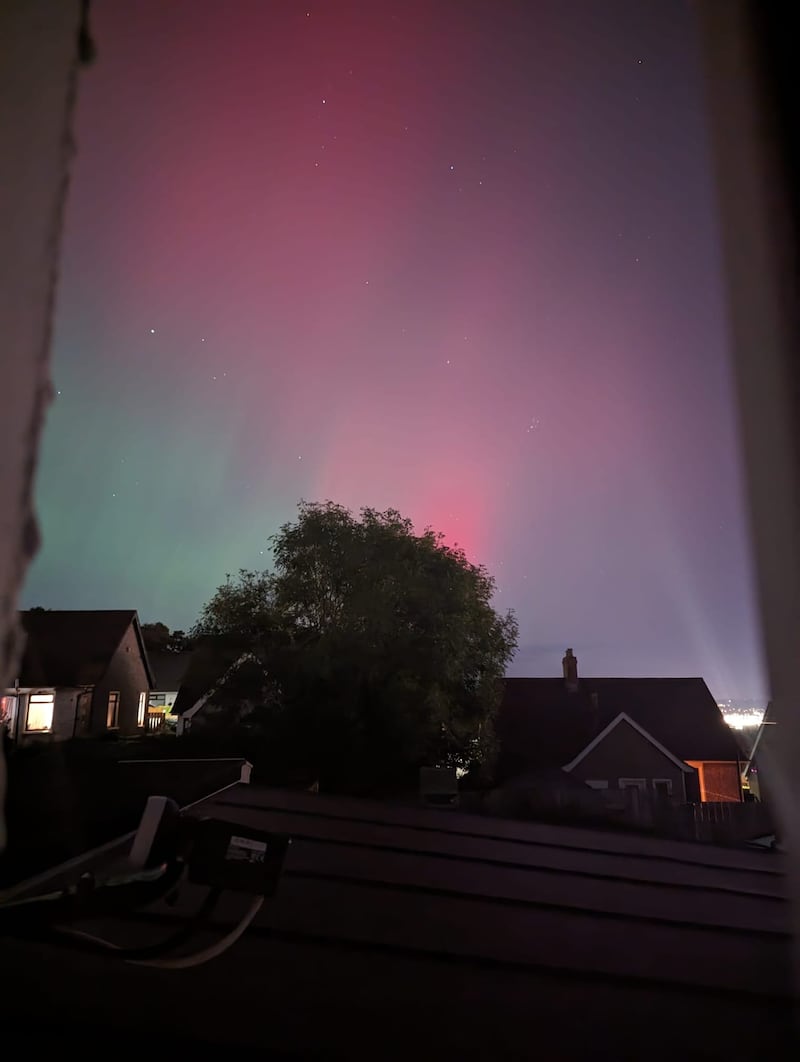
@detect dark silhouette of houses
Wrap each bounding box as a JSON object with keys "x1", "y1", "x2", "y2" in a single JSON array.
[
  {"x1": 1, "y1": 610, "x2": 154, "y2": 742},
  {"x1": 496, "y1": 649, "x2": 743, "y2": 803},
  {"x1": 172, "y1": 642, "x2": 273, "y2": 735}
]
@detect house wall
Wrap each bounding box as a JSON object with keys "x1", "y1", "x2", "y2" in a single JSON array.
[
  {"x1": 567, "y1": 720, "x2": 690, "y2": 802},
  {"x1": 92, "y1": 622, "x2": 150, "y2": 736},
  {"x1": 52, "y1": 689, "x2": 78, "y2": 741},
  {"x1": 685, "y1": 760, "x2": 742, "y2": 803}
]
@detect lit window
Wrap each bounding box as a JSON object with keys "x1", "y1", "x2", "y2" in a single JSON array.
[
  {"x1": 1, "y1": 694, "x2": 19, "y2": 731},
  {"x1": 107, "y1": 691, "x2": 120, "y2": 728},
  {"x1": 137, "y1": 691, "x2": 147, "y2": 727},
  {"x1": 26, "y1": 693, "x2": 54, "y2": 732}
]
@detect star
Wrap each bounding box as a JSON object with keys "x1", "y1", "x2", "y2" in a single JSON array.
[
  {"x1": 321, "y1": 98, "x2": 326, "y2": 104},
  {"x1": 149, "y1": 328, "x2": 155, "y2": 334}
]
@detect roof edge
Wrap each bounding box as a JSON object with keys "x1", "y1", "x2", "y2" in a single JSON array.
[{"x1": 562, "y1": 711, "x2": 695, "y2": 774}]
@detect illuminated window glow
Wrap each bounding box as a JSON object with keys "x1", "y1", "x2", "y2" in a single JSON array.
[
  {"x1": 107, "y1": 691, "x2": 120, "y2": 728},
  {"x1": 137, "y1": 691, "x2": 147, "y2": 727},
  {"x1": 26, "y1": 693, "x2": 54, "y2": 732},
  {"x1": 1, "y1": 694, "x2": 19, "y2": 731}
]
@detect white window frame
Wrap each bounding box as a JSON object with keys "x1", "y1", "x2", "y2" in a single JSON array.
[
  {"x1": 137, "y1": 691, "x2": 147, "y2": 727},
  {"x1": 652, "y1": 778, "x2": 673, "y2": 797},
  {"x1": 107, "y1": 691, "x2": 120, "y2": 729},
  {"x1": 619, "y1": 778, "x2": 647, "y2": 791},
  {"x1": 25, "y1": 691, "x2": 54, "y2": 733},
  {"x1": 585, "y1": 780, "x2": 608, "y2": 790}
]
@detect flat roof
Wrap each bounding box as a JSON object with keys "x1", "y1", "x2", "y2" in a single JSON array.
[{"x1": 3, "y1": 782, "x2": 794, "y2": 1057}]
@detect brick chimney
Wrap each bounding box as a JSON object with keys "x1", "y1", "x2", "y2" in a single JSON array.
[{"x1": 562, "y1": 647, "x2": 579, "y2": 692}]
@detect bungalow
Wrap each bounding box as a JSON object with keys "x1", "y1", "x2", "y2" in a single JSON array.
[
  {"x1": 496, "y1": 649, "x2": 743, "y2": 804},
  {"x1": 1, "y1": 610, "x2": 154, "y2": 742}
]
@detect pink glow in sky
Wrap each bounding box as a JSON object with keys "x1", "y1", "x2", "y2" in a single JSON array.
[{"x1": 26, "y1": 1, "x2": 765, "y2": 702}]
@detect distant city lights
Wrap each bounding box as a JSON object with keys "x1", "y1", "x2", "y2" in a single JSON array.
[{"x1": 718, "y1": 702, "x2": 764, "y2": 730}]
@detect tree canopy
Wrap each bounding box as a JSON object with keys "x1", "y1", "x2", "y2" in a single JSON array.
[
  {"x1": 141, "y1": 622, "x2": 191, "y2": 653},
  {"x1": 192, "y1": 501, "x2": 518, "y2": 784}
]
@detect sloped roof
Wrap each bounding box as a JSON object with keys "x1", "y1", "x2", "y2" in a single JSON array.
[
  {"x1": 18, "y1": 610, "x2": 154, "y2": 688},
  {"x1": 148, "y1": 649, "x2": 192, "y2": 691},
  {"x1": 497, "y1": 676, "x2": 741, "y2": 781},
  {"x1": 172, "y1": 642, "x2": 257, "y2": 715}
]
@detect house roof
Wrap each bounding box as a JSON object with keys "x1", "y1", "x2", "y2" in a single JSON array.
[
  {"x1": 562, "y1": 712, "x2": 695, "y2": 773},
  {"x1": 17, "y1": 610, "x2": 155, "y2": 689},
  {"x1": 172, "y1": 642, "x2": 258, "y2": 715},
  {"x1": 148, "y1": 649, "x2": 192, "y2": 691},
  {"x1": 496, "y1": 676, "x2": 741, "y2": 781}
]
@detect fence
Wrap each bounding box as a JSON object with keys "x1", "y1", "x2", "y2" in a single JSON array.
[{"x1": 475, "y1": 783, "x2": 775, "y2": 847}]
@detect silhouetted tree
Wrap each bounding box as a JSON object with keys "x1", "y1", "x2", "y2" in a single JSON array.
[
  {"x1": 141, "y1": 621, "x2": 193, "y2": 653},
  {"x1": 194, "y1": 502, "x2": 518, "y2": 783}
]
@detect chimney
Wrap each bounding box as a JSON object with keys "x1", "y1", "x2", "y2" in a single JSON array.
[{"x1": 562, "y1": 648, "x2": 579, "y2": 692}]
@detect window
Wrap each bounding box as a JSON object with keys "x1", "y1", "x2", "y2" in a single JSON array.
[
  {"x1": 137, "y1": 691, "x2": 147, "y2": 727},
  {"x1": 1, "y1": 694, "x2": 19, "y2": 731},
  {"x1": 585, "y1": 780, "x2": 608, "y2": 790},
  {"x1": 107, "y1": 691, "x2": 120, "y2": 728},
  {"x1": 653, "y1": 778, "x2": 673, "y2": 798},
  {"x1": 619, "y1": 778, "x2": 646, "y2": 791},
  {"x1": 25, "y1": 692, "x2": 54, "y2": 732}
]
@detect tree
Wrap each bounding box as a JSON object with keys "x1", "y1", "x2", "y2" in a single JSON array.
[
  {"x1": 141, "y1": 621, "x2": 193, "y2": 653},
  {"x1": 193, "y1": 501, "x2": 518, "y2": 784}
]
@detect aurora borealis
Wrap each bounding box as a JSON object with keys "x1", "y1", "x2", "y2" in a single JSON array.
[{"x1": 25, "y1": 0, "x2": 765, "y2": 702}]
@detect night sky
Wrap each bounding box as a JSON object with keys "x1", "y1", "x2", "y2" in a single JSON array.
[{"x1": 25, "y1": 0, "x2": 765, "y2": 703}]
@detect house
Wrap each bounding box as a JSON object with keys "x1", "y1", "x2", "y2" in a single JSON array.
[
  {"x1": 496, "y1": 649, "x2": 743, "y2": 804},
  {"x1": 1, "y1": 610, "x2": 154, "y2": 742},
  {"x1": 146, "y1": 649, "x2": 192, "y2": 730},
  {"x1": 172, "y1": 643, "x2": 273, "y2": 735}
]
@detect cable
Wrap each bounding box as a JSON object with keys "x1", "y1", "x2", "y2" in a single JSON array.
[
  {"x1": 53, "y1": 887, "x2": 222, "y2": 960},
  {"x1": 130, "y1": 895, "x2": 264, "y2": 969},
  {"x1": 0, "y1": 861, "x2": 185, "y2": 941}
]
